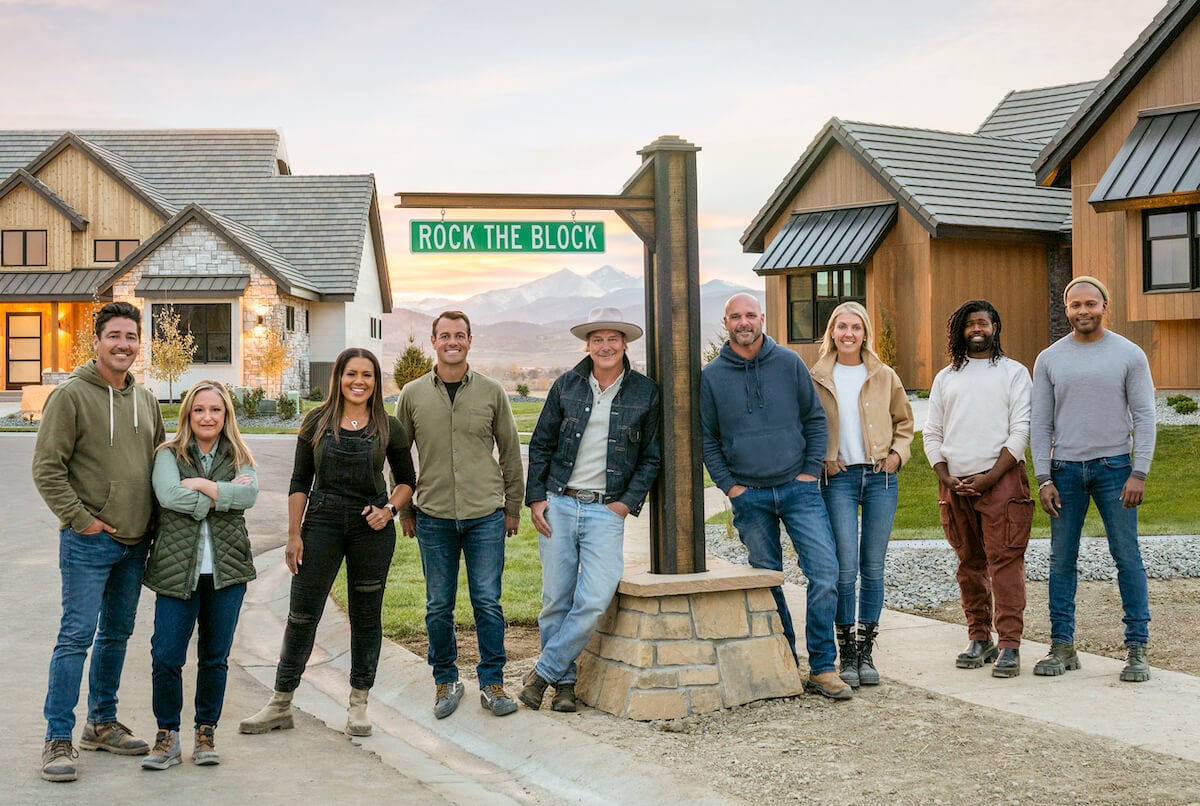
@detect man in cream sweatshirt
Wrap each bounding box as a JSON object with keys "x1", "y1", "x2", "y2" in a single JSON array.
[{"x1": 924, "y1": 300, "x2": 1034, "y2": 679}]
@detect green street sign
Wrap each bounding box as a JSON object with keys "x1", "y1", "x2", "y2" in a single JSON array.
[{"x1": 410, "y1": 220, "x2": 605, "y2": 253}]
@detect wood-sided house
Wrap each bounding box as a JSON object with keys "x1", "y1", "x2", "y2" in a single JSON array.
[
  {"x1": 0, "y1": 130, "x2": 391, "y2": 396},
  {"x1": 744, "y1": 0, "x2": 1200, "y2": 390},
  {"x1": 1035, "y1": 0, "x2": 1200, "y2": 388},
  {"x1": 741, "y1": 83, "x2": 1094, "y2": 388}
]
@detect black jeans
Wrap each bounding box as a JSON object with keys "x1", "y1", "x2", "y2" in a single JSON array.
[{"x1": 275, "y1": 491, "x2": 396, "y2": 691}]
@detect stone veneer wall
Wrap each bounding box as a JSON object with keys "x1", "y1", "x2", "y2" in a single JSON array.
[
  {"x1": 575, "y1": 586, "x2": 803, "y2": 721},
  {"x1": 1047, "y1": 244, "x2": 1073, "y2": 343},
  {"x1": 111, "y1": 219, "x2": 309, "y2": 392}
]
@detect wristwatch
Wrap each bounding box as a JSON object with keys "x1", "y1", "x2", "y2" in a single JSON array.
[{"x1": 385, "y1": 503, "x2": 398, "y2": 517}]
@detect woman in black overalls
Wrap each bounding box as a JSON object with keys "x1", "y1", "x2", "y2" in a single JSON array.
[{"x1": 239, "y1": 347, "x2": 415, "y2": 737}]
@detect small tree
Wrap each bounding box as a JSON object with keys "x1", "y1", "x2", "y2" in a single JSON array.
[
  {"x1": 877, "y1": 306, "x2": 898, "y2": 370},
  {"x1": 393, "y1": 332, "x2": 433, "y2": 391},
  {"x1": 515, "y1": 383, "x2": 530, "y2": 398},
  {"x1": 256, "y1": 326, "x2": 295, "y2": 399},
  {"x1": 68, "y1": 304, "x2": 99, "y2": 370},
  {"x1": 148, "y1": 305, "x2": 196, "y2": 402},
  {"x1": 702, "y1": 328, "x2": 729, "y2": 365}
]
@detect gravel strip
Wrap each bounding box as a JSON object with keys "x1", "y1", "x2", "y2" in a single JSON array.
[{"x1": 705, "y1": 525, "x2": 1200, "y2": 611}]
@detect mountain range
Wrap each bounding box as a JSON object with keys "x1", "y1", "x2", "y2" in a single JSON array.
[{"x1": 383, "y1": 266, "x2": 763, "y2": 376}]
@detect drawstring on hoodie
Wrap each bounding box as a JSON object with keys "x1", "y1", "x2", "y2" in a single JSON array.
[
  {"x1": 741, "y1": 358, "x2": 766, "y2": 413},
  {"x1": 106, "y1": 382, "x2": 140, "y2": 447}
]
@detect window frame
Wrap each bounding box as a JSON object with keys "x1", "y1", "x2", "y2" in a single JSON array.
[
  {"x1": 2, "y1": 229, "x2": 48, "y2": 267},
  {"x1": 150, "y1": 302, "x2": 233, "y2": 365},
  {"x1": 93, "y1": 239, "x2": 140, "y2": 263},
  {"x1": 1143, "y1": 206, "x2": 1200, "y2": 292},
  {"x1": 785, "y1": 267, "x2": 866, "y2": 344}
]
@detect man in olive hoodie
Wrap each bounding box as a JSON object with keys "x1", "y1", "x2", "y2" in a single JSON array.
[
  {"x1": 700, "y1": 294, "x2": 848, "y2": 700},
  {"x1": 32, "y1": 301, "x2": 164, "y2": 782}
]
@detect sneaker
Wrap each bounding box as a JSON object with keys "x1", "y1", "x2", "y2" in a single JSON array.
[
  {"x1": 80, "y1": 720, "x2": 150, "y2": 755},
  {"x1": 480, "y1": 684, "x2": 518, "y2": 716},
  {"x1": 1033, "y1": 643, "x2": 1081, "y2": 676},
  {"x1": 551, "y1": 683, "x2": 578, "y2": 713},
  {"x1": 41, "y1": 740, "x2": 78, "y2": 782},
  {"x1": 1120, "y1": 646, "x2": 1151, "y2": 683},
  {"x1": 433, "y1": 681, "x2": 465, "y2": 720},
  {"x1": 518, "y1": 668, "x2": 550, "y2": 710},
  {"x1": 140, "y1": 730, "x2": 181, "y2": 771},
  {"x1": 803, "y1": 671, "x2": 853, "y2": 700},
  {"x1": 193, "y1": 725, "x2": 219, "y2": 766}
]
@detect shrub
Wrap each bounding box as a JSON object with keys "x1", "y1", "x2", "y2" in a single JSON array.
[
  {"x1": 276, "y1": 394, "x2": 298, "y2": 420},
  {"x1": 243, "y1": 387, "x2": 265, "y2": 418},
  {"x1": 877, "y1": 306, "x2": 898, "y2": 369},
  {"x1": 516, "y1": 383, "x2": 530, "y2": 398},
  {"x1": 1167, "y1": 394, "x2": 1191, "y2": 407},
  {"x1": 226, "y1": 384, "x2": 245, "y2": 417},
  {"x1": 1172, "y1": 396, "x2": 1198, "y2": 415},
  {"x1": 916, "y1": 389, "x2": 930, "y2": 399},
  {"x1": 308, "y1": 387, "x2": 324, "y2": 402}
]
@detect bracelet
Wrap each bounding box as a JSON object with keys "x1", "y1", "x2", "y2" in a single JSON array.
[{"x1": 1038, "y1": 480, "x2": 1055, "y2": 490}]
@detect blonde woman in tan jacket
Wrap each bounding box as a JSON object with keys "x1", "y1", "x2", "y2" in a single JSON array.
[{"x1": 810, "y1": 302, "x2": 913, "y2": 688}]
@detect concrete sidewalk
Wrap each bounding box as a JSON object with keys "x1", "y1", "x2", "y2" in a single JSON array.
[{"x1": 698, "y1": 484, "x2": 1200, "y2": 765}]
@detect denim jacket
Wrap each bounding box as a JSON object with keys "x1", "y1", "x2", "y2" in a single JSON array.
[{"x1": 526, "y1": 354, "x2": 662, "y2": 515}]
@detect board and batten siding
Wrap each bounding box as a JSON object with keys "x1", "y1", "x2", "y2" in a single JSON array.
[
  {"x1": 0, "y1": 183, "x2": 74, "y2": 269},
  {"x1": 1069, "y1": 13, "x2": 1200, "y2": 387}
]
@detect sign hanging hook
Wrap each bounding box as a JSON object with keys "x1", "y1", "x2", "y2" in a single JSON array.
[
  {"x1": 440, "y1": 208, "x2": 446, "y2": 222},
  {"x1": 571, "y1": 209, "x2": 577, "y2": 223}
]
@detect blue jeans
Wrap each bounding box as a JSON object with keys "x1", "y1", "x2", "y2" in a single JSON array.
[
  {"x1": 1049, "y1": 455, "x2": 1150, "y2": 647},
  {"x1": 730, "y1": 479, "x2": 839, "y2": 673},
  {"x1": 44, "y1": 528, "x2": 148, "y2": 741},
  {"x1": 151, "y1": 576, "x2": 246, "y2": 731},
  {"x1": 415, "y1": 509, "x2": 507, "y2": 688},
  {"x1": 821, "y1": 465, "x2": 898, "y2": 625},
  {"x1": 535, "y1": 494, "x2": 625, "y2": 685}
]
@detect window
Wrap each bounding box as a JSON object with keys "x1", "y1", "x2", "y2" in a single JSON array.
[
  {"x1": 1144, "y1": 208, "x2": 1200, "y2": 291},
  {"x1": 786, "y1": 268, "x2": 865, "y2": 343},
  {"x1": 151, "y1": 303, "x2": 232, "y2": 364},
  {"x1": 285, "y1": 305, "x2": 296, "y2": 331},
  {"x1": 304, "y1": 309, "x2": 309, "y2": 334},
  {"x1": 2, "y1": 230, "x2": 48, "y2": 266},
  {"x1": 94, "y1": 239, "x2": 139, "y2": 262},
  {"x1": 370, "y1": 316, "x2": 383, "y2": 340}
]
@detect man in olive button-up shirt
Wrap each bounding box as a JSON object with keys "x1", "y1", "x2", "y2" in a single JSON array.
[{"x1": 395, "y1": 310, "x2": 524, "y2": 719}]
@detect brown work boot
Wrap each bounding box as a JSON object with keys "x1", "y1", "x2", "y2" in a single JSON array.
[
  {"x1": 79, "y1": 720, "x2": 149, "y2": 755},
  {"x1": 804, "y1": 671, "x2": 853, "y2": 700},
  {"x1": 551, "y1": 683, "x2": 577, "y2": 713},
  {"x1": 41, "y1": 740, "x2": 78, "y2": 782},
  {"x1": 193, "y1": 725, "x2": 219, "y2": 766},
  {"x1": 519, "y1": 668, "x2": 550, "y2": 710}
]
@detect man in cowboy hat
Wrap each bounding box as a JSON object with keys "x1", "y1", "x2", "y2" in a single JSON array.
[{"x1": 519, "y1": 306, "x2": 662, "y2": 712}]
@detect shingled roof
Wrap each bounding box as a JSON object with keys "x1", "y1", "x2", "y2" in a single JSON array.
[
  {"x1": 976, "y1": 81, "x2": 1099, "y2": 143},
  {"x1": 742, "y1": 119, "x2": 1073, "y2": 254},
  {"x1": 0, "y1": 129, "x2": 387, "y2": 305},
  {"x1": 1035, "y1": 0, "x2": 1200, "y2": 187}
]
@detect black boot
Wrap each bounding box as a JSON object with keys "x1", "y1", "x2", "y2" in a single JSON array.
[
  {"x1": 956, "y1": 637, "x2": 998, "y2": 669},
  {"x1": 836, "y1": 624, "x2": 860, "y2": 688},
  {"x1": 857, "y1": 622, "x2": 880, "y2": 686}
]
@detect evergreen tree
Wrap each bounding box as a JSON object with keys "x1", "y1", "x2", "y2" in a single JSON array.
[{"x1": 393, "y1": 332, "x2": 433, "y2": 391}]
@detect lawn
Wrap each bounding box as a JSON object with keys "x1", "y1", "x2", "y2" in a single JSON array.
[
  {"x1": 331, "y1": 508, "x2": 543, "y2": 639},
  {"x1": 707, "y1": 427, "x2": 1200, "y2": 539}
]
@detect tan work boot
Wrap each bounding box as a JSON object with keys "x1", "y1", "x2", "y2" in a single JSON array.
[
  {"x1": 41, "y1": 740, "x2": 78, "y2": 782},
  {"x1": 79, "y1": 720, "x2": 149, "y2": 755},
  {"x1": 804, "y1": 671, "x2": 853, "y2": 700},
  {"x1": 346, "y1": 688, "x2": 372, "y2": 736},
  {"x1": 239, "y1": 690, "x2": 294, "y2": 734}
]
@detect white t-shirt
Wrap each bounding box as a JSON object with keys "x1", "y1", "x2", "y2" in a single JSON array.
[{"x1": 833, "y1": 361, "x2": 868, "y2": 465}]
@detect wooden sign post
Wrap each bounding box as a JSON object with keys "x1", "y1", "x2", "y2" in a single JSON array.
[{"x1": 397, "y1": 135, "x2": 705, "y2": 574}]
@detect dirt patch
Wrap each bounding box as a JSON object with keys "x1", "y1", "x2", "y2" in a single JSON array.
[
  {"x1": 898, "y1": 578, "x2": 1200, "y2": 676},
  {"x1": 400, "y1": 624, "x2": 542, "y2": 679},
  {"x1": 444, "y1": 581, "x2": 1200, "y2": 804}
]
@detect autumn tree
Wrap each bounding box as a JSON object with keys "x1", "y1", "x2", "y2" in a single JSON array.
[
  {"x1": 393, "y1": 332, "x2": 433, "y2": 391},
  {"x1": 149, "y1": 305, "x2": 196, "y2": 402},
  {"x1": 68, "y1": 302, "x2": 99, "y2": 369},
  {"x1": 256, "y1": 325, "x2": 295, "y2": 399},
  {"x1": 702, "y1": 328, "x2": 729, "y2": 364}
]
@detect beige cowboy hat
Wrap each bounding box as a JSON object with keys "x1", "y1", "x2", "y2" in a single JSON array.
[{"x1": 570, "y1": 306, "x2": 644, "y2": 342}]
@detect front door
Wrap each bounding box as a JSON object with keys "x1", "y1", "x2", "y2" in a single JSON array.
[{"x1": 6, "y1": 312, "x2": 43, "y2": 389}]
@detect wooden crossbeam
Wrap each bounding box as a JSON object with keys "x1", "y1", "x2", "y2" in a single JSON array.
[{"x1": 395, "y1": 192, "x2": 654, "y2": 212}]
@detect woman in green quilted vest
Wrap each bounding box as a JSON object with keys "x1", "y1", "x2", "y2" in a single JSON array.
[{"x1": 142, "y1": 381, "x2": 258, "y2": 771}]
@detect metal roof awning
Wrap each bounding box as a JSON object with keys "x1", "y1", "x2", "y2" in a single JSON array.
[
  {"x1": 754, "y1": 202, "x2": 897, "y2": 275},
  {"x1": 0, "y1": 268, "x2": 110, "y2": 300},
  {"x1": 1090, "y1": 105, "x2": 1200, "y2": 211},
  {"x1": 134, "y1": 273, "x2": 250, "y2": 298}
]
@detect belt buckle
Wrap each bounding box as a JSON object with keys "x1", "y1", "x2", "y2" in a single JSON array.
[{"x1": 575, "y1": 489, "x2": 597, "y2": 504}]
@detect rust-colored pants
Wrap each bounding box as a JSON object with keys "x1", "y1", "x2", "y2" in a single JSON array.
[{"x1": 938, "y1": 463, "x2": 1034, "y2": 648}]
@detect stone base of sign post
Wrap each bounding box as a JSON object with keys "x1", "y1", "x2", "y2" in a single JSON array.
[{"x1": 574, "y1": 564, "x2": 803, "y2": 721}]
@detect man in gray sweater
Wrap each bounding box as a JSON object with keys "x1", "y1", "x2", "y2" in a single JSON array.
[{"x1": 1030, "y1": 276, "x2": 1156, "y2": 683}]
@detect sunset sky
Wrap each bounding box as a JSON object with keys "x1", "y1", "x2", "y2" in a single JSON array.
[{"x1": 2, "y1": 0, "x2": 1166, "y2": 300}]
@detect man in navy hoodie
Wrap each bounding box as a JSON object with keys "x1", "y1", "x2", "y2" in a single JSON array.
[{"x1": 700, "y1": 293, "x2": 849, "y2": 700}]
